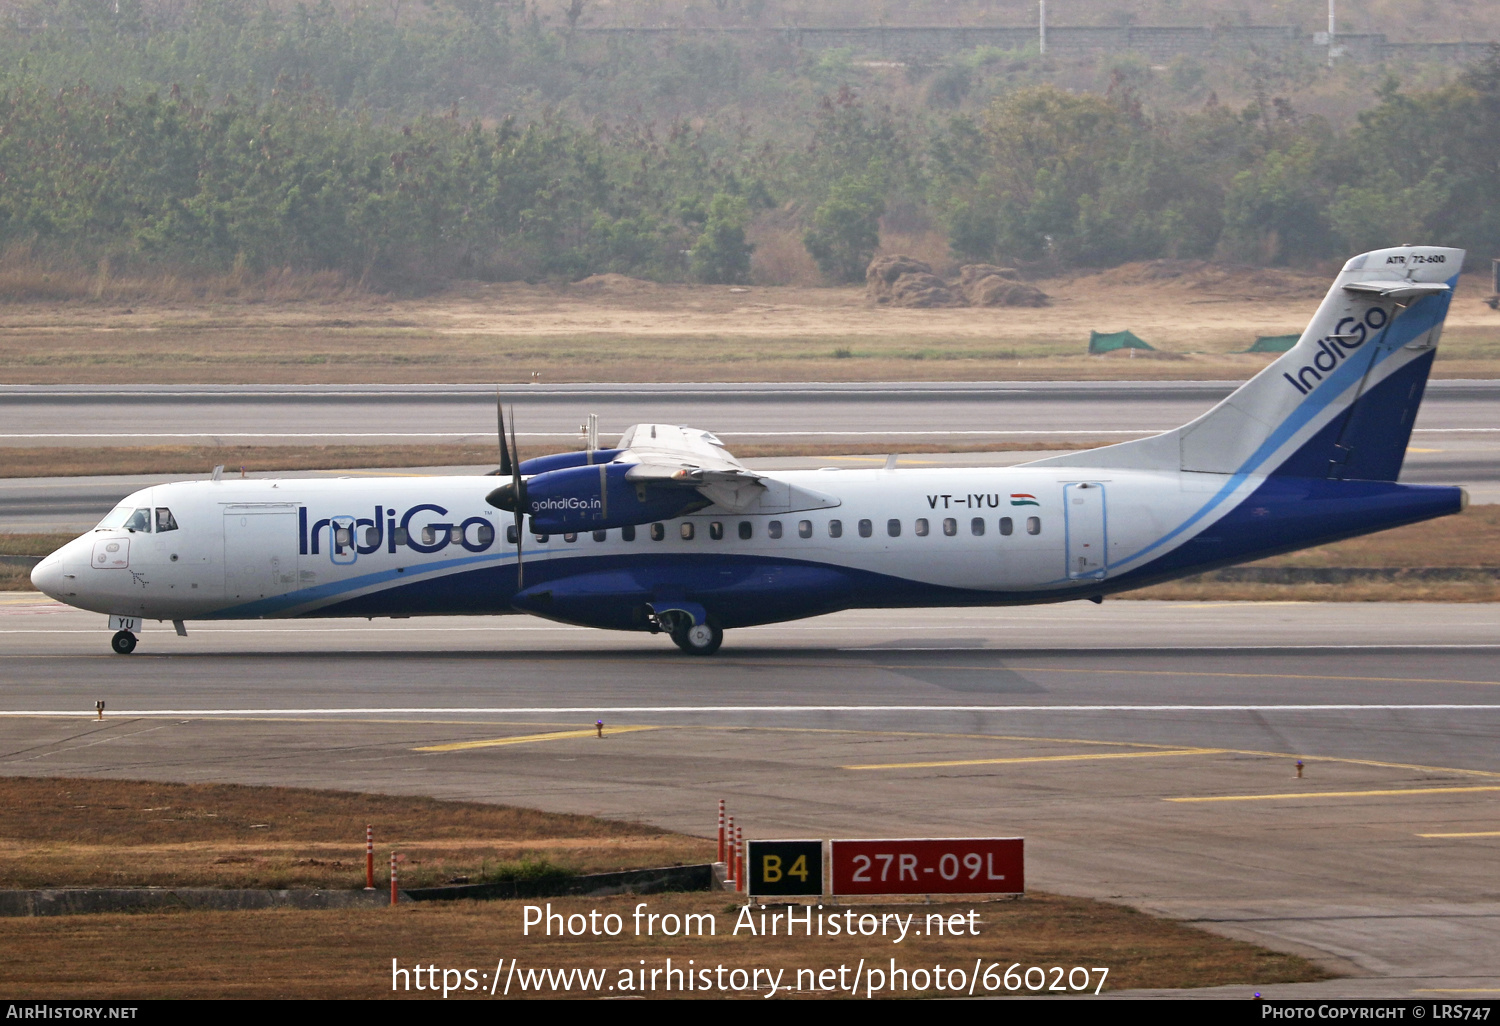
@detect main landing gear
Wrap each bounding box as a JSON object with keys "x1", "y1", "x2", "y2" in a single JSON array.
[
  {"x1": 110, "y1": 630, "x2": 137, "y2": 655},
  {"x1": 670, "y1": 620, "x2": 723, "y2": 656}
]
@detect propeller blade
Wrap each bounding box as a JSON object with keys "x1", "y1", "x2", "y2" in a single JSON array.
[
  {"x1": 497, "y1": 391, "x2": 513, "y2": 477},
  {"x1": 509, "y1": 405, "x2": 525, "y2": 589}
]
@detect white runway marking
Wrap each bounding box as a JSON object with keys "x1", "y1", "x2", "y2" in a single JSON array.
[{"x1": 3, "y1": 704, "x2": 1499, "y2": 717}]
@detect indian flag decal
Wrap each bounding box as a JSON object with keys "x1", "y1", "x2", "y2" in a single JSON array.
[{"x1": 1010, "y1": 493, "x2": 1039, "y2": 506}]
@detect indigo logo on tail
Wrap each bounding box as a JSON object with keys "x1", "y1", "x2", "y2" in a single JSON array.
[{"x1": 1283, "y1": 307, "x2": 1389, "y2": 395}]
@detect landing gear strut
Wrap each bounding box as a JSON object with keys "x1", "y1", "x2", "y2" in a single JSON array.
[
  {"x1": 670, "y1": 620, "x2": 723, "y2": 656},
  {"x1": 110, "y1": 630, "x2": 137, "y2": 655}
]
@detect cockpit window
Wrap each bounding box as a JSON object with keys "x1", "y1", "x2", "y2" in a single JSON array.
[
  {"x1": 95, "y1": 505, "x2": 133, "y2": 530},
  {"x1": 155, "y1": 508, "x2": 179, "y2": 533},
  {"x1": 122, "y1": 508, "x2": 152, "y2": 532}
]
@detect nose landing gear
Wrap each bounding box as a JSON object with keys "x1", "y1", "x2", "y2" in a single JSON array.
[{"x1": 110, "y1": 630, "x2": 137, "y2": 655}]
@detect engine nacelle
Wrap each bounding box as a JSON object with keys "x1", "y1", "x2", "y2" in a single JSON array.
[
  {"x1": 518, "y1": 449, "x2": 624, "y2": 476},
  {"x1": 489, "y1": 462, "x2": 707, "y2": 533}
]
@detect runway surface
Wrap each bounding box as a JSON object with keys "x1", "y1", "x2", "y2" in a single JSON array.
[
  {"x1": 5, "y1": 380, "x2": 1500, "y2": 445},
  {"x1": 3, "y1": 594, "x2": 1499, "y2": 997}
]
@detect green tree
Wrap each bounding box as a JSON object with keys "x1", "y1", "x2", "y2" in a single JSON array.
[
  {"x1": 690, "y1": 193, "x2": 753, "y2": 284},
  {"x1": 802, "y1": 173, "x2": 884, "y2": 283}
]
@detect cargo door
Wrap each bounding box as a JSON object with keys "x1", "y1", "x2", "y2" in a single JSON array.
[
  {"x1": 1064, "y1": 482, "x2": 1107, "y2": 580},
  {"x1": 223, "y1": 508, "x2": 298, "y2": 603}
]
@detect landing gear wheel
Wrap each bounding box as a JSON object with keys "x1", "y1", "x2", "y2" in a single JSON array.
[
  {"x1": 110, "y1": 630, "x2": 137, "y2": 655},
  {"x1": 671, "y1": 620, "x2": 723, "y2": 656}
]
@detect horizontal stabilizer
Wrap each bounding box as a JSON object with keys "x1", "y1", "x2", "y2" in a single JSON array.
[{"x1": 1343, "y1": 280, "x2": 1450, "y2": 299}]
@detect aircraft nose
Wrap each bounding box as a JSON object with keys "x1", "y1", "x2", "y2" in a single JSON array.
[{"x1": 30, "y1": 553, "x2": 63, "y2": 598}]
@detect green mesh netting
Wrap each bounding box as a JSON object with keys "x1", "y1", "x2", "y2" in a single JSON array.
[
  {"x1": 1088, "y1": 330, "x2": 1155, "y2": 353},
  {"x1": 1237, "y1": 334, "x2": 1300, "y2": 353}
]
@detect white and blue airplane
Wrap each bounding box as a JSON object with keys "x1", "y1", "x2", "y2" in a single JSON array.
[{"x1": 31, "y1": 245, "x2": 1467, "y2": 656}]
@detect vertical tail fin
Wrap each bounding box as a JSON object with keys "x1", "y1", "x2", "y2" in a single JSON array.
[{"x1": 1029, "y1": 245, "x2": 1463, "y2": 481}]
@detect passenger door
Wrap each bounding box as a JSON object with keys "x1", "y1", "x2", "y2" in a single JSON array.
[
  {"x1": 223, "y1": 506, "x2": 298, "y2": 603},
  {"x1": 1064, "y1": 483, "x2": 1107, "y2": 580}
]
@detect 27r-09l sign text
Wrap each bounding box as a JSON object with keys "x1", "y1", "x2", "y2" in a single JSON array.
[{"x1": 830, "y1": 838, "x2": 1023, "y2": 896}]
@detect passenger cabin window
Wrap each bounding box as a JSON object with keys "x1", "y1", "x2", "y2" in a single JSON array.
[
  {"x1": 828, "y1": 520, "x2": 842, "y2": 538},
  {"x1": 914, "y1": 518, "x2": 929, "y2": 537},
  {"x1": 970, "y1": 517, "x2": 985, "y2": 536},
  {"x1": 768, "y1": 521, "x2": 783, "y2": 539},
  {"x1": 472, "y1": 522, "x2": 495, "y2": 547},
  {"x1": 680, "y1": 523, "x2": 695, "y2": 541},
  {"x1": 943, "y1": 517, "x2": 957, "y2": 537},
  {"x1": 534, "y1": 532, "x2": 550, "y2": 543},
  {"x1": 650, "y1": 523, "x2": 665, "y2": 541},
  {"x1": 123, "y1": 508, "x2": 152, "y2": 533},
  {"x1": 1027, "y1": 516, "x2": 1041, "y2": 535},
  {"x1": 593, "y1": 530, "x2": 608, "y2": 542},
  {"x1": 155, "y1": 508, "x2": 179, "y2": 533},
  {"x1": 999, "y1": 517, "x2": 1013, "y2": 536},
  {"x1": 622, "y1": 525, "x2": 636, "y2": 542},
  {"x1": 364, "y1": 526, "x2": 380, "y2": 547},
  {"x1": 709, "y1": 522, "x2": 724, "y2": 541},
  {"x1": 738, "y1": 521, "x2": 752, "y2": 540},
  {"x1": 887, "y1": 519, "x2": 901, "y2": 538},
  {"x1": 858, "y1": 519, "x2": 872, "y2": 538},
  {"x1": 506, "y1": 525, "x2": 518, "y2": 545},
  {"x1": 420, "y1": 526, "x2": 437, "y2": 546},
  {"x1": 798, "y1": 520, "x2": 812, "y2": 539},
  {"x1": 337, "y1": 527, "x2": 354, "y2": 548},
  {"x1": 393, "y1": 527, "x2": 409, "y2": 545},
  {"x1": 563, "y1": 532, "x2": 577, "y2": 543},
  {"x1": 451, "y1": 526, "x2": 465, "y2": 544}
]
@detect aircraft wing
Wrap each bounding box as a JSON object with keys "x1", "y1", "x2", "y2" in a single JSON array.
[{"x1": 615, "y1": 423, "x2": 766, "y2": 510}]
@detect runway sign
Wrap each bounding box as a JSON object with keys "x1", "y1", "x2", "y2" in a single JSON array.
[
  {"x1": 745, "y1": 839, "x2": 823, "y2": 896},
  {"x1": 830, "y1": 838, "x2": 1023, "y2": 896}
]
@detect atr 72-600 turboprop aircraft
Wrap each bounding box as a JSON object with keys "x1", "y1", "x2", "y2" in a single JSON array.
[{"x1": 32, "y1": 246, "x2": 1468, "y2": 656}]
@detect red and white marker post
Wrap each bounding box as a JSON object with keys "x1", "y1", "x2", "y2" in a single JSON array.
[
  {"x1": 717, "y1": 800, "x2": 726, "y2": 864},
  {"x1": 725, "y1": 815, "x2": 737, "y2": 887},
  {"x1": 390, "y1": 851, "x2": 398, "y2": 907},
  {"x1": 364, "y1": 825, "x2": 375, "y2": 891},
  {"x1": 735, "y1": 825, "x2": 745, "y2": 893}
]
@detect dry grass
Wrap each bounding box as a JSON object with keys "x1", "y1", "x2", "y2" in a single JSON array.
[
  {"x1": 0, "y1": 247, "x2": 361, "y2": 305},
  {"x1": 1, "y1": 261, "x2": 1493, "y2": 384},
  {"x1": 747, "y1": 220, "x2": 824, "y2": 286},
  {"x1": 0, "y1": 891, "x2": 1332, "y2": 999},
  {"x1": 0, "y1": 776, "x2": 706, "y2": 891}
]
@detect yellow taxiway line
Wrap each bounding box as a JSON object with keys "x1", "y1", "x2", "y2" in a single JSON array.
[
  {"x1": 844, "y1": 747, "x2": 1220, "y2": 771},
  {"x1": 1168, "y1": 785, "x2": 1500, "y2": 803},
  {"x1": 414, "y1": 725, "x2": 658, "y2": 752},
  {"x1": 1416, "y1": 830, "x2": 1500, "y2": 838}
]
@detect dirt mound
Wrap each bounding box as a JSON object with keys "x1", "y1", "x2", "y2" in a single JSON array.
[
  {"x1": 569, "y1": 273, "x2": 661, "y2": 294},
  {"x1": 868, "y1": 255, "x2": 1046, "y2": 308},
  {"x1": 959, "y1": 264, "x2": 1048, "y2": 307},
  {"x1": 957, "y1": 264, "x2": 1019, "y2": 286}
]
